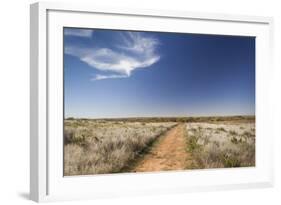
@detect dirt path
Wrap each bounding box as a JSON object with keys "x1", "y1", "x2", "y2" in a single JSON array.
[{"x1": 130, "y1": 124, "x2": 191, "y2": 172}]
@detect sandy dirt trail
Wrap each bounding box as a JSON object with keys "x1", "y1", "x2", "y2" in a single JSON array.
[{"x1": 131, "y1": 124, "x2": 191, "y2": 172}]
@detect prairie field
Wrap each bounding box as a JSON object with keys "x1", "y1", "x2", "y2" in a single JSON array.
[
  {"x1": 185, "y1": 122, "x2": 255, "y2": 169},
  {"x1": 64, "y1": 119, "x2": 177, "y2": 175},
  {"x1": 64, "y1": 116, "x2": 255, "y2": 176}
]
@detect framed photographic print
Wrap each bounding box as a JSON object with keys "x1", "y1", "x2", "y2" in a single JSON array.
[{"x1": 30, "y1": 2, "x2": 274, "y2": 202}]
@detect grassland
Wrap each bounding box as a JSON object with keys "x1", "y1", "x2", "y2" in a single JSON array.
[
  {"x1": 185, "y1": 122, "x2": 255, "y2": 169},
  {"x1": 64, "y1": 120, "x2": 177, "y2": 175},
  {"x1": 64, "y1": 116, "x2": 255, "y2": 176}
]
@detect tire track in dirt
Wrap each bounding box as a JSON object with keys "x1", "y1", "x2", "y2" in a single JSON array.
[{"x1": 130, "y1": 124, "x2": 191, "y2": 172}]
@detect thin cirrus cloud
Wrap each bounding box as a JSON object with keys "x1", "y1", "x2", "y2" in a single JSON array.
[
  {"x1": 65, "y1": 31, "x2": 160, "y2": 80},
  {"x1": 64, "y1": 28, "x2": 94, "y2": 37}
]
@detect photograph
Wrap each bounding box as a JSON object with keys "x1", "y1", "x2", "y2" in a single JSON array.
[{"x1": 63, "y1": 27, "x2": 255, "y2": 176}]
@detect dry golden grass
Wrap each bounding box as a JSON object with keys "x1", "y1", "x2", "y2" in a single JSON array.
[
  {"x1": 64, "y1": 120, "x2": 176, "y2": 175},
  {"x1": 185, "y1": 122, "x2": 255, "y2": 169},
  {"x1": 63, "y1": 116, "x2": 255, "y2": 175}
]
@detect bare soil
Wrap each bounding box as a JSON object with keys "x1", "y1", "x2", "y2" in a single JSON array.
[{"x1": 130, "y1": 124, "x2": 191, "y2": 172}]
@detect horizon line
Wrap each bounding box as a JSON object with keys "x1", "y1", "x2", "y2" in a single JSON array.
[{"x1": 64, "y1": 114, "x2": 255, "y2": 120}]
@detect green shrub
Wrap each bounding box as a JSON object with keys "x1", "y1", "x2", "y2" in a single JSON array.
[
  {"x1": 229, "y1": 130, "x2": 238, "y2": 135},
  {"x1": 217, "y1": 127, "x2": 226, "y2": 132},
  {"x1": 220, "y1": 152, "x2": 241, "y2": 167},
  {"x1": 231, "y1": 136, "x2": 238, "y2": 144},
  {"x1": 187, "y1": 134, "x2": 202, "y2": 152}
]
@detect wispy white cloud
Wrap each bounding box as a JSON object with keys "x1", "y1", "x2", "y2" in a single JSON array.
[
  {"x1": 65, "y1": 31, "x2": 160, "y2": 80},
  {"x1": 64, "y1": 28, "x2": 93, "y2": 37},
  {"x1": 119, "y1": 32, "x2": 159, "y2": 54},
  {"x1": 91, "y1": 74, "x2": 128, "y2": 81}
]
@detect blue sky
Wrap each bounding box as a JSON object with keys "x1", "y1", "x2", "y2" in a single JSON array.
[{"x1": 64, "y1": 28, "x2": 255, "y2": 118}]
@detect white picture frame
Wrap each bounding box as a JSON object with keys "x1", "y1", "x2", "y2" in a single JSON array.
[{"x1": 30, "y1": 2, "x2": 274, "y2": 202}]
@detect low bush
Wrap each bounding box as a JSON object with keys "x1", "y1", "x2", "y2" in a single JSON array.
[
  {"x1": 64, "y1": 121, "x2": 177, "y2": 175},
  {"x1": 186, "y1": 122, "x2": 255, "y2": 169}
]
